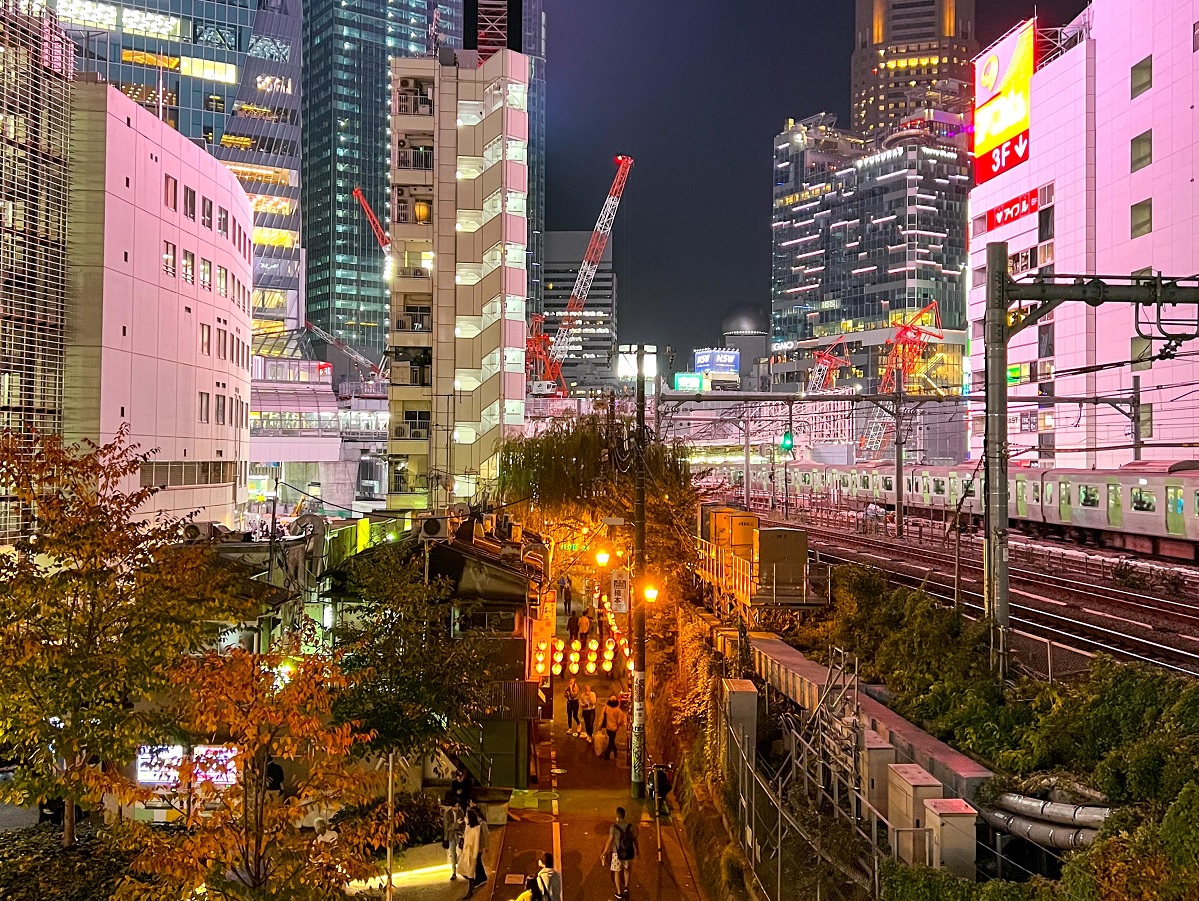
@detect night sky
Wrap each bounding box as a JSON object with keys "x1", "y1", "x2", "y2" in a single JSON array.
[{"x1": 543, "y1": 0, "x2": 1088, "y2": 359}]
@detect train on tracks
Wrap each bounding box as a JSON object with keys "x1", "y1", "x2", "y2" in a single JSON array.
[{"x1": 703, "y1": 459, "x2": 1199, "y2": 562}]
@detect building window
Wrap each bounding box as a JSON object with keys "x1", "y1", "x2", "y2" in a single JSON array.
[
  {"x1": 1131, "y1": 199, "x2": 1153, "y2": 238},
  {"x1": 1131, "y1": 130, "x2": 1153, "y2": 172},
  {"x1": 1131, "y1": 55, "x2": 1152, "y2": 98},
  {"x1": 164, "y1": 174, "x2": 177, "y2": 210},
  {"x1": 198, "y1": 392, "x2": 210, "y2": 423},
  {"x1": 184, "y1": 187, "x2": 196, "y2": 220},
  {"x1": 202, "y1": 197, "x2": 213, "y2": 228},
  {"x1": 215, "y1": 394, "x2": 226, "y2": 425},
  {"x1": 217, "y1": 266, "x2": 228, "y2": 296},
  {"x1": 182, "y1": 250, "x2": 195, "y2": 283},
  {"x1": 200, "y1": 323, "x2": 211, "y2": 355},
  {"x1": 217, "y1": 328, "x2": 227, "y2": 360},
  {"x1": 163, "y1": 241, "x2": 176, "y2": 276},
  {"x1": 200, "y1": 258, "x2": 212, "y2": 290},
  {"x1": 218, "y1": 207, "x2": 228, "y2": 237},
  {"x1": 1038, "y1": 206, "x2": 1054, "y2": 242}
]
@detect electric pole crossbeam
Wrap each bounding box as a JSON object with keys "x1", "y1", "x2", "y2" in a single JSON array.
[{"x1": 983, "y1": 241, "x2": 1199, "y2": 676}]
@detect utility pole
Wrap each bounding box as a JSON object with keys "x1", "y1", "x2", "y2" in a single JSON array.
[
  {"x1": 632, "y1": 345, "x2": 647, "y2": 799},
  {"x1": 783, "y1": 403, "x2": 793, "y2": 519},
  {"x1": 1131, "y1": 375, "x2": 1142, "y2": 461},
  {"x1": 742, "y1": 414, "x2": 752, "y2": 509},
  {"x1": 982, "y1": 241, "x2": 1199, "y2": 678}
]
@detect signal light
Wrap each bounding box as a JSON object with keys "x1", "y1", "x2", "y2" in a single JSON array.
[{"x1": 780, "y1": 430, "x2": 794, "y2": 452}]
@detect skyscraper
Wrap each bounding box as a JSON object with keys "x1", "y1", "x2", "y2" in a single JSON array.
[
  {"x1": 850, "y1": 0, "x2": 977, "y2": 136},
  {"x1": 61, "y1": 0, "x2": 305, "y2": 333},
  {"x1": 522, "y1": 0, "x2": 546, "y2": 316},
  {"x1": 302, "y1": 0, "x2": 462, "y2": 374}
]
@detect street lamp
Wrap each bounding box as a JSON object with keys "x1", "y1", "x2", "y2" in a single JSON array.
[
  {"x1": 595, "y1": 549, "x2": 611, "y2": 568},
  {"x1": 643, "y1": 585, "x2": 659, "y2": 603}
]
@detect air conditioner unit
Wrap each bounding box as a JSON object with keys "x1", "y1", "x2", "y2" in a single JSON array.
[
  {"x1": 395, "y1": 187, "x2": 408, "y2": 198},
  {"x1": 393, "y1": 424, "x2": 410, "y2": 439},
  {"x1": 396, "y1": 138, "x2": 408, "y2": 149},
  {"x1": 448, "y1": 502, "x2": 471, "y2": 519},
  {"x1": 395, "y1": 314, "x2": 413, "y2": 330},
  {"x1": 399, "y1": 78, "x2": 416, "y2": 89},
  {"x1": 418, "y1": 514, "x2": 450, "y2": 541},
  {"x1": 410, "y1": 428, "x2": 428, "y2": 440}
]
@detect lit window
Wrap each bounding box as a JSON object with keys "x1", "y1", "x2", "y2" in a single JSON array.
[
  {"x1": 255, "y1": 74, "x2": 293, "y2": 94},
  {"x1": 247, "y1": 194, "x2": 293, "y2": 215},
  {"x1": 182, "y1": 250, "x2": 195, "y2": 283},
  {"x1": 122, "y1": 8, "x2": 180, "y2": 38},
  {"x1": 57, "y1": 0, "x2": 118, "y2": 30},
  {"x1": 178, "y1": 57, "x2": 238, "y2": 85},
  {"x1": 122, "y1": 49, "x2": 179, "y2": 69},
  {"x1": 163, "y1": 241, "x2": 176, "y2": 276},
  {"x1": 217, "y1": 266, "x2": 228, "y2": 297},
  {"x1": 252, "y1": 227, "x2": 299, "y2": 248},
  {"x1": 200, "y1": 258, "x2": 212, "y2": 290}
]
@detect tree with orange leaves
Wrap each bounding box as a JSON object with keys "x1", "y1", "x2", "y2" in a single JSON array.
[
  {"x1": 115, "y1": 639, "x2": 390, "y2": 900},
  {"x1": 0, "y1": 427, "x2": 253, "y2": 849}
]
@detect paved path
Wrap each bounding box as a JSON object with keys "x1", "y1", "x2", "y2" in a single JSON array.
[{"x1": 491, "y1": 593, "x2": 700, "y2": 901}]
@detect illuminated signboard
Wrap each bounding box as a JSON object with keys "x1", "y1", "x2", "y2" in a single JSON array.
[
  {"x1": 974, "y1": 18, "x2": 1035, "y2": 185},
  {"x1": 673, "y1": 372, "x2": 704, "y2": 392},
  {"x1": 137, "y1": 746, "x2": 184, "y2": 786},
  {"x1": 985, "y1": 187, "x2": 1040, "y2": 231},
  {"x1": 693, "y1": 348, "x2": 740, "y2": 374}
]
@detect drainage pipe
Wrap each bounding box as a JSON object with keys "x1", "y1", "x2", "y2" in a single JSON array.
[
  {"x1": 979, "y1": 806, "x2": 1099, "y2": 850},
  {"x1": 994, "y1": 792, "x2": 1111, "y2": 829}
]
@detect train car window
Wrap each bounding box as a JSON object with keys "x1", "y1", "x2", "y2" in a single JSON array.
[
  {"x1": 840, "y1": 475, "x2": 850, "y2": 488},
  {"x1": 1031, "y1": 482, "x2": 1041, "y2": 503},
  {"x1": 1168, "y1": 487, "x2": 1184, "y2": 514},
  {"x1": 1195, "y1": 490, "x2": 1199, "y2": 514},
  {"x1": 933, "y1": 478, "x2": 946, "y2": 495},
  {"x1": 883, "y1": 476, "x2": 894, "y2": 491},
  {"x1": 963, "y1": 479, "x2": 975, "y2": 497},
  {"x1": 1080, "y1": 485, "x2": 1100, "y2": 507},
  {"x1": 923, "y1": 476, "x2": 931, "y2": 495},
  {"x1": 860, "y1": 475, "x2": 870, "y2": 489},
  {"x1": 907, "y1": 477, "x2": 914, "y2": 492},
  {"x1": 801, "y1": 473, "x2": 811, "y2": 486},
  {"x1": 1044, "y1": 482, "x2": 1054, "y2": 504},
  {"x1": 1131, "y1": 487, "x2": 1157, "y2": 512}
]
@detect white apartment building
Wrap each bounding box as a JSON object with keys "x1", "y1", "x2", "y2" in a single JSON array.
[{"x1": 387, "y1": 48, "x2": 530, "y2": 513}]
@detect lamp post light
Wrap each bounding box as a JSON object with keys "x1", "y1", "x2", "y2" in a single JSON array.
[
  {"x1": 643, "y1": 585, "x2": 658, "y2": 603},
  {"x1": 595, "y1": 549, "x2": 611, "y2": 568}
]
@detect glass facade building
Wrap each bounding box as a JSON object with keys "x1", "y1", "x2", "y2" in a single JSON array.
[
  {"x1": 522, "y1": 0, "x2": 545, "y2": 314},
  {"x1": 61, "y1": 0, "x2": 305, "y2": 333},
  {"x1": 301, "y1": 0, "x2": 462, "y2": 372}
]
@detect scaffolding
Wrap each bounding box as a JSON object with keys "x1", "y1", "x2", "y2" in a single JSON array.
[{"x1": 0, "y1": 1, "x2": 73, "y2": 539}]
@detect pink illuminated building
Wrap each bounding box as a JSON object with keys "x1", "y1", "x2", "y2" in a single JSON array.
[
  {"x1": 968, "y1": 0, "x2": 1199, "y2": 468},
  {"x1": 63, "y1": 76, "x2": 254, "y2": 525}
]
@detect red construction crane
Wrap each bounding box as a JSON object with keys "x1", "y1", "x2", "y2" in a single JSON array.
[
  {"x1": 352, "y1": 187, "x2": 391, "y2": 261},
  {"x1": 528, "y1": 155, "x2": 634, "y2": 397},
  {"x1": 806, "y1": 336, "x2": 851, "y2": 394},
  {"x1": 859, "y1": 301, "x2": 943, "y2": 456}
]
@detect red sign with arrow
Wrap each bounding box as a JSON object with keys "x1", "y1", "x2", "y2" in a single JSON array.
[{"x1": 976, "y1": 129, "x2": 1030, "y2": 185}]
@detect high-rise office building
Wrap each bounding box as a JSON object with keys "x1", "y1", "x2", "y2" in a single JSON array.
[
  {"x1": 386, "y1": 48, "x2": 530, "y2": 512},
  {"x1": 850, "y1": 0, "x2": 977, "y2": 136},
  {"x1": 302, "y1": 0, "x2": 462, "y2": 374},
  {"x1": 543, "y1": 231, "x2": 617, "y2": 394},
  {"x1": 522, "y1": 0, "x2": 545, "y2": 315},
  {"x1": 60, "y1": 0, "x2": 306, "y2": 334},
  {"x1": 0, "y1": 1, "x2": 73, "y2": 540}
]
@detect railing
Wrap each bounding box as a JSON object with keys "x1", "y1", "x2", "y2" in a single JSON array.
[
  {"x1": 395, "y1": 148, "x2": 433, "y2": 170},
  {"x1": 394, "y1": 311, "x2": 432, "y2": 331},
  {"x1": 393, "y1": 266, "x2": 431, "y2": 280},
  {"x1": 391, "y1": 423, "x2": 430, "y2": 440},
  {"x1": 447, "y1": 721, "x2": 494, "y2": 787},
  {"x1": 695, "y1": 536, "x2": 756, "y2": 606},
  {"x1": 394, "y1": 202, "x2": 431, "y2": 225},
  {"x1": 391, "y1": 366, "x2": 432, "y2": 388},
  {"x1": 480, "y1": 680, "x2": 542, "y2": 719},
  {"x1": 394, "y1": 93, "x2": 433, "y2": 116}
]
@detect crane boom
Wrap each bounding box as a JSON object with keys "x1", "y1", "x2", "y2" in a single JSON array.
[
  {"x1": 306, "y1": 319, "x2": 382, "y2": 377},
  {"x1": 352, "y1": 186, "x2": 391, "y2": 257}
]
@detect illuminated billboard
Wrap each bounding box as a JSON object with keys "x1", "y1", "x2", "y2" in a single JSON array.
[
  {"x1": 673, "y1": 372, "x2": 704, "y2": 392},
  {"x1": 974, "y1": 18, "x2": 1035, "y2": 185},
  {"x1": 693, "y1": 348, "x2": 740, "y2": 374}
]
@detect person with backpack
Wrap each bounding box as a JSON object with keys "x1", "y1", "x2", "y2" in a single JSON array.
[
  {"x1": 537, "y1": 852, "x2": 562, "y2": 901},
  {"x1": 602, "y1": 806, "x2": 637, "y2": 899}
]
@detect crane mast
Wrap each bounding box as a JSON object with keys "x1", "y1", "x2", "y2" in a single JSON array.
[{"x1": 529, "y1": 155, "x2": 633, "y2": 397}]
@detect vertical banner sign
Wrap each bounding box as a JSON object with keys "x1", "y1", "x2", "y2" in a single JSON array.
[
  {"x1": 610, "y1": 568, "x2": 630, "y2": 613},
  {"x1": 974, "y1": 18, "x2": 1035, "y2": 185}
]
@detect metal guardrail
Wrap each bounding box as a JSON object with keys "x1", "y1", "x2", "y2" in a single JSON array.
[{"x1": 695, "y1": 536, "x2": 756, "y2": 605}]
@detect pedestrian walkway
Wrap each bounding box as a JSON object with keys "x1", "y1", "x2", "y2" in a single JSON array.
[
  {"x1": 347, "y1": 828, "x2": 506, "y2": 899},
  {"x1": 490, "y1": 593, "x2": 700, "y2": 901}
]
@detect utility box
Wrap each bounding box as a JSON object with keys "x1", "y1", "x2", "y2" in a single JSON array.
[
  {"x1": 888, "y1": 763, "x2": 943, "y2": 865},
  {"x1": 721, "y1": 679, "x2": 758, "y2": 776},
  {"x1": 729, "y1": 513, "x2": 758, "y2": 559},
  {"x1": 756, "y1": 528, "x2": 808, "y2": 604},
  {"x1": 925, "y1": 798, "x2": 978, "y2": 879},
  {"x1": 859, "y1": 732, "x2": 896, "y2": 820},
  {"x1": 698, "y1": 503, "x2": 735, "y2": 541},
  {"x1": 711, "y1": 510, "x2": 736, "y2": 547}
]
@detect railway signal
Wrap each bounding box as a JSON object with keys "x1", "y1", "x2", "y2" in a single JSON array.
[{"x1": 780, "y1": 430, "x2": 794, "y2": 452}]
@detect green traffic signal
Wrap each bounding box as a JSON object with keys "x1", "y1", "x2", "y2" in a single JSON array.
[{"x1": 780, "y1": 431, "x2": 794, "y2": 452}]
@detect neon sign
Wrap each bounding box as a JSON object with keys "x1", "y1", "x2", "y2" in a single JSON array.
[{"x1": 974, "y1": 19, "x2": 1035, "y2": 185}]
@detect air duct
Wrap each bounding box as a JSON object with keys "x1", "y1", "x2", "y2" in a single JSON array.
[
  {"x1": 979, "y1": 806, "x2": 1098, "y2": 850},
  {"x1": 994, "y1": 792, "x2": 1111, "y2": 829}
]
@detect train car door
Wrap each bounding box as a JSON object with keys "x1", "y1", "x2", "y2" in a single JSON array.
[
  {"x1": 1015, "y1": 476, "x2": 1027, "y2": 518},
  {"x1": 1167, "y1": 483, "x2": 1185, "y2": 536},
  {"x1": 949, "y1": 475, "x2": 959, "y2": 505},
  {"x1": 1059, "y1": 480, "x2": 1072, "y2": 522},
  {"x1": 1107, "y1": 481, "x2": 1122, "y2": 529}
]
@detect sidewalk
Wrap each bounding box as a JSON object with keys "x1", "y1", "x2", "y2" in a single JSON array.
[
  {"x1": 491, "y1": 593, "x2": 700, "y2": 901},
  {"x1": 348, "y1": 824, "x2": 506, "y2": 900}
]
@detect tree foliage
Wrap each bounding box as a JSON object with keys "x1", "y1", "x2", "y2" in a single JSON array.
[
  {"x1": 496, "y1": 415, "x2": 704, "y2": 587},
  {"x1": 115, "y1": 641, "x2": 387, "y2": 901},
  {"x1": 333, "y1": 545, "x2": 494, "y2": 757},
  {"x1": 0, "y1": 428, "x2": 253, "y2": 847}
]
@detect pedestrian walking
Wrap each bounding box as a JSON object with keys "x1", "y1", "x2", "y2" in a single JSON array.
[
  {"x1": 564, "y1": 678, "x2": 581, "y2": 734},
  {"x1": 442, "y1": 794, "x2": 464, "y2": 878},
  {"x1": 537, "y1": 852, "x2": 562, "y2": 901},
  {"x1": 602, "y1": 806, "x2": 638, "y2": 899},
  {"x1": 577, "y1": 611, "x2": 591, "y2": 648},
  {"x1": 458, "y1": 808, "x2": 487, "y2": 897},
  {"x1": 562, "y1": 582, "x2": 573, "y2": 617},
  {"x1": 580, "y1": 684, "x2": 598, "y2": 737},
  {"x1": 598, "y1": 695, "x2": 627, "y2": 760},
  {"x1": 449, "y1": 766, "x2": 474, "y2": 810},
  {"x1": 567, "y1": 611, "x2": 580, "y2": 644}
]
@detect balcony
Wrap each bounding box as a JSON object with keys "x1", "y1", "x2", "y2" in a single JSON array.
[
  {"x1": 392, "y1": 310, "x2": 434, "y2": 351},
  {"x1": 391, "y1": 365, "x2": 432, "y2": 388},
  {"x1": 391, "y1": 422, "x2": 430, "y2": 441},
  {"x1": 393, "y1": 266, "x2": 432, "y2": 286},
  {"x1": 394, "y1": 311, "x2": 432, "y2": 331},
  {"x1": 396, "y1": 149, "x2": 433, "y2": 170},
  {"x1": 394, "y1": 93, "x2": 433, "y2": 117}
]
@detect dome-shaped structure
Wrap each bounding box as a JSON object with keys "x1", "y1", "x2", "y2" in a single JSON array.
[{"x1": 722, "y1": 304, "x2": 770, "y2": 337}]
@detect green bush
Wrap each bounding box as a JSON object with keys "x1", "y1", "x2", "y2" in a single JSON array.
[{"x1": 0, "y1": 822, "x2": 134, "y2": 901}]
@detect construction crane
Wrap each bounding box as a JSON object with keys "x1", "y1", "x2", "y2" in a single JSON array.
[
  {"x1": 528, "y1": 155, "x2": 634, "y2": 397},
  {"x1": 352, "y1": 186, "x2": 393, "y2": 280},
  {"x1": 806, "y1": 336, "x2": 851, "y2": 394},
  {"x1": 858, "y1": 301, "x2": 943, "y2": 458},
  {"x1": 305, "y1": 319, "x2": 389, "y2": 383}
]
